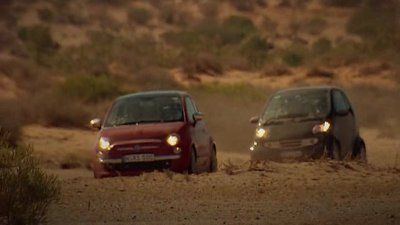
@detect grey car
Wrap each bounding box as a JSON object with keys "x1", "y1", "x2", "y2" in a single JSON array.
[{"x1": 249, "y1": 86, "x2": 366, "y2": 161}]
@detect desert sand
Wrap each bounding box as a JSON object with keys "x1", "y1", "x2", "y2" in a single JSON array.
[{"x1": 22, "y1": 126, "x2": 400, "y2": 225}]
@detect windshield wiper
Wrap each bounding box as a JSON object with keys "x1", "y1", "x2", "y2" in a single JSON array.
[{"x1": 114, "y1": 120, "x2": 162, "y2": 126}]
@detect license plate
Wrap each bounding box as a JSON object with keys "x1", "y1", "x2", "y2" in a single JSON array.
[
  {"x1": 281, "y1": 151, "x2": 302, "y2": 158},
  {"x1": 123, "y1": 154, "x2": 154, "y2": 163}
]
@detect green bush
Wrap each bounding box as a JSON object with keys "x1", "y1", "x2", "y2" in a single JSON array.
[
  {"x1": 229, "y1": 0, "x2": 255, "y2": 11},
  {"x1": 60, "y1": 75, "x2": 119, "y2": 102},
  {"x1": 159, "y1": 4, "x2": 191, "y2": 26},
  {"x1": 282, "y1": 45, "x2": 308, "y2": 67},
  {"x1": 347, "y1": 0, "x2": 400, "y2": 52},
  {"x1": 128, "y1": 7, "x2": 152, "y2": 25},
  {"x1": 320, "y1": 0, "x2": 362, "y2": 7},
  {"x1": 133, "y1": 67, "x2": 181, "y2": 90},
  {"x1": 37, "y1": 8, "x2": 53, "y2": 23},
  {"x1": 0, "y1": 142, "x2": 60, "y2": 225},
  {"x1": 220, "y1": 16, "x2": 257, "y2": 45},
  {"x1": 304, "y1": 17, "x2": 327, "y2": 35},
  {"x1": 31, "y1": 91, "x2": 91, "y2": 128},
  {"x1": 312, "y1": 37, "x2": 332, "y2": 55},
  {"x1": 182, "y1": 53, "x2": 223, "y2": 77},
  {"x1": 240, "y1": 34, "x2": 272, "y2": 69},
  {"x1": 199, "y1": 1, "x2": 219, "y2": 19},
  {"x1": 17, "y1": 25, "x2": 59, "y2": 65}
]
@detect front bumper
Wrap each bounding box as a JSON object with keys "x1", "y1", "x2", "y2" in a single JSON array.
[
  {"x1": 98, "y1": 154, "x2": 180, "y2": 164},
  {"x1": 250, "y1": 136, "x2": 329, "y2": 161}
]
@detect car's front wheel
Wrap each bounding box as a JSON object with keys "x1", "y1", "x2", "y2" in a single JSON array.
[
  {"x1": 209, "y1": 146, "x2": 217, "y2": 172},
  {"x1": 353, "y1": 139, "x2": 367, "y2": 162},
  {"x1": 330, "y1": 141, "x2": 341, "y2": 160},
  {"x1": 188, "y1": 147, "x2": 197, "y2": 174}
]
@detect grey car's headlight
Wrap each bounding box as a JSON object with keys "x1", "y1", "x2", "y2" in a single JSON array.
[
  {"x1": 98, "y1": 137, "x2": 111, "y2": 150},
  {"x1": 312, "y1": 121, "x2": 331, "y2": 134},
  {"x1": 166, "y1": 134, "x2": 179, "y2": 146},
  {"x1": 255, "y1": 127, "x2": 269, "y2": 139}
]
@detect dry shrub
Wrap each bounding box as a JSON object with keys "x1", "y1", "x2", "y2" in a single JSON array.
[
  {"x1": 221, "y1": 160, "x2": 245, "y2": 175},
  {"x1": 60, "y1": 153, "x2": 90, "y2": 169},
  {"x1": 160, "y1": 4, "x2": 193, "y2": 26},
  {"x1": 134, "y1": 67, "x2": 181, "y2": 90},
  {"x1": 0, "y1": 100, "x2": 22, "y2": 146},
  {"x1": 262, "y1": 64, "x2": 292, "y2": 77},
  {"x1": 358, "y1": 62, "x2": 391, "y2": 76},
  {"x1": 0, "y1": 59, "x2": 53, "y2": 95},
  {"x1": 229, "y1": 0, "x2": 255, "y2": 12},
  {"x1": 304, "y1": 17, "x2": 328, "y2": 35},
  {"x1": 127, "y1": 7, "x2": 152, "y2": 25},
  {"x1": 320, "y1": 0, "x2": 362, "y2": 7},
  {"x1": 261, "y1": 16, "x2": 278, "y2": 33},
  {"x1": 0, "y1": 142, "x2": 60, "y2": 225},
  {"x1": 346, "y1": 85, "x2": 400, "y2": 135},
  {"x1": 199, "y1": 1, "x2": 219, "y2": 19},
  {"x1": 37, "y1": 8, "x2": 54, "y2": 23},
  {"x1": 306, "y1": 67, "x2": 335, "y2": 78},
  {"x1": 28, "y1": 92, "x2": 91, "y2": 128},
  {"x1": 312, "y1": 37, "x2": 332, "y2": 55},
  {"x1": 182, "y1": 53, "x2": 223, "y2": 77},
  {"x1": 60, "y1": 75, "x2": 120, "y2": 103}
]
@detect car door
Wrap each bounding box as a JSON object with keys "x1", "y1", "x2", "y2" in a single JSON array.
[
  {"x1": 185, "y1": 96, "x2": 209, "y2": 167},
  {"x1": 331, "y1": 90, "x2": 357, "y2": 158}
]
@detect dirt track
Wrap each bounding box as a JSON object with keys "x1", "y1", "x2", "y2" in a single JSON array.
[{"x1": 23, "y1": 126, "x2": 400, "y2": 225}]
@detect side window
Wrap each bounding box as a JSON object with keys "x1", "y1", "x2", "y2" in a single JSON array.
[
  {"x1": 333, "y1": 91, "x2": 350, "y2": 113},
  {"x1": 185, "y1": 97, "x2": 196, "y2": 123}
]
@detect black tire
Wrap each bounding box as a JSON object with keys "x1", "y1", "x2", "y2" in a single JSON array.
[
  {"x1": 354, "y1": 141, "x2": 367, "y2": 162},
  {"x1": 189, "y1": 147, "x2": 197, "y2": 174},
  {"x1": 330, "y1": 141, "x2": 341, "y2": 160},
  {"x1": 209, "y1": 146, "x2": 218, "y2": 173}
]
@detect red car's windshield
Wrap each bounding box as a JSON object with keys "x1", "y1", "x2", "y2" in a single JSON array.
[{"x1": 104, "y1": 95, "x2": 184, "y2": 127}]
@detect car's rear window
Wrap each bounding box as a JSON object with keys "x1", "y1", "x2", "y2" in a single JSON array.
[
  {"x1": 262, "y1": 89, "x2": 330, "y2": 122},
  {"x1": 104, "y1": 95, "x2": 184, "y2": 127}
]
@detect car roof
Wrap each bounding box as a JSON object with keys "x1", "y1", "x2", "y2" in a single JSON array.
[
  {"x1": 275, "y1": 85, "x2": 342, "y2": 94},
  {"x1": 117, "y1": 90, "x2": 189, "y2": 100}
]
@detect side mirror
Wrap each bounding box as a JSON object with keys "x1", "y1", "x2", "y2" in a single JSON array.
[
  {"x1": 89, "y1": 118, "x2": 102, "y2": 130},
  {"x1": 249, "y1": 116, "x2": 259, "y2": 124},
  {"x1": 193, "y1": 112, "x2": 204, "y2": 123}
]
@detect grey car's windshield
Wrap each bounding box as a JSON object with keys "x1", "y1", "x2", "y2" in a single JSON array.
[
  {"x1": 262, "y1": 89, "x2": 330, "y2": 123},
  {"x1": 104, "y1": 95, "x2": 184, "y2": 127}
]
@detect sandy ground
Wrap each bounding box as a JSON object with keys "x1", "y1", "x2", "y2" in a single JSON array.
[{"x1": 22, "y1": 126, "x2": 400, "y2": 225}]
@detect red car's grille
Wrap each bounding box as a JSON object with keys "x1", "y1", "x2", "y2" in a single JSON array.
[{"x1": 113, "y1": 139, "x2": 162, "y2": 151}]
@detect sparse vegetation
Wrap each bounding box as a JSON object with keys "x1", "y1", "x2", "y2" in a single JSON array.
[
  {"x1": 240, "y1": 34, "x2": 272, "y2": 69},
  {"x1": 0, "y1": 100, "x2": 22, "y2": 146},
  {"x1": 262, "y1": 64, "x2": 292, "y2": 77},
  {"x1": 306, "y1": 67, "x2": 335, "y2": 78},
  {"x1": 304, "y1": 17, "x2": 328, "y2": 35},
  {"x1": 128, "y1": 7, "x2": 152, "y2": 25},
  {"x1": 32, "y1": 92, "x2": 91, "y2": 128},
  {"x1": 320, "y1": 0, "x2": 362, "y2": 7},
  {"x1": 182, "y1": 53, "x2": 223, "y2": 77},
  {"x1": 282, "y1": 44, "x2": 307, "y2": 67},
  {"x1": 60, "y1": 75, "x2": 120, "y2": 102},
  {"x1": 347, "y1": 0, "x2": 400, "y2": 58},
  {"x1": 312, "y1": 37, "x2": 332, "y2": 55},
  {"x1": 17, "y1": 25, "x2": 59, "y2": 65},
  {"x1": 229, "y1": 0, "x2": 255, "y2": 12},
  {"x1": 0, "y1": 142, "x2": 60, "y2": 225},
  {"x1": 37, "y1": 8, "x2": 54, "y2": 23}
]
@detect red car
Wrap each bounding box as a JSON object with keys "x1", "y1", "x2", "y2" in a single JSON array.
[{"x1": 89, "y1": 91, "x2": 217, "y2": 178}]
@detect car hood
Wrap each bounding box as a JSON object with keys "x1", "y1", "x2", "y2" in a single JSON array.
[
  {"x1": 99, "y1": 122, "x2": 186, "y2": 143},
  {"x1": 263, "y1": 120, "x2": 324, "y2": 141}
]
